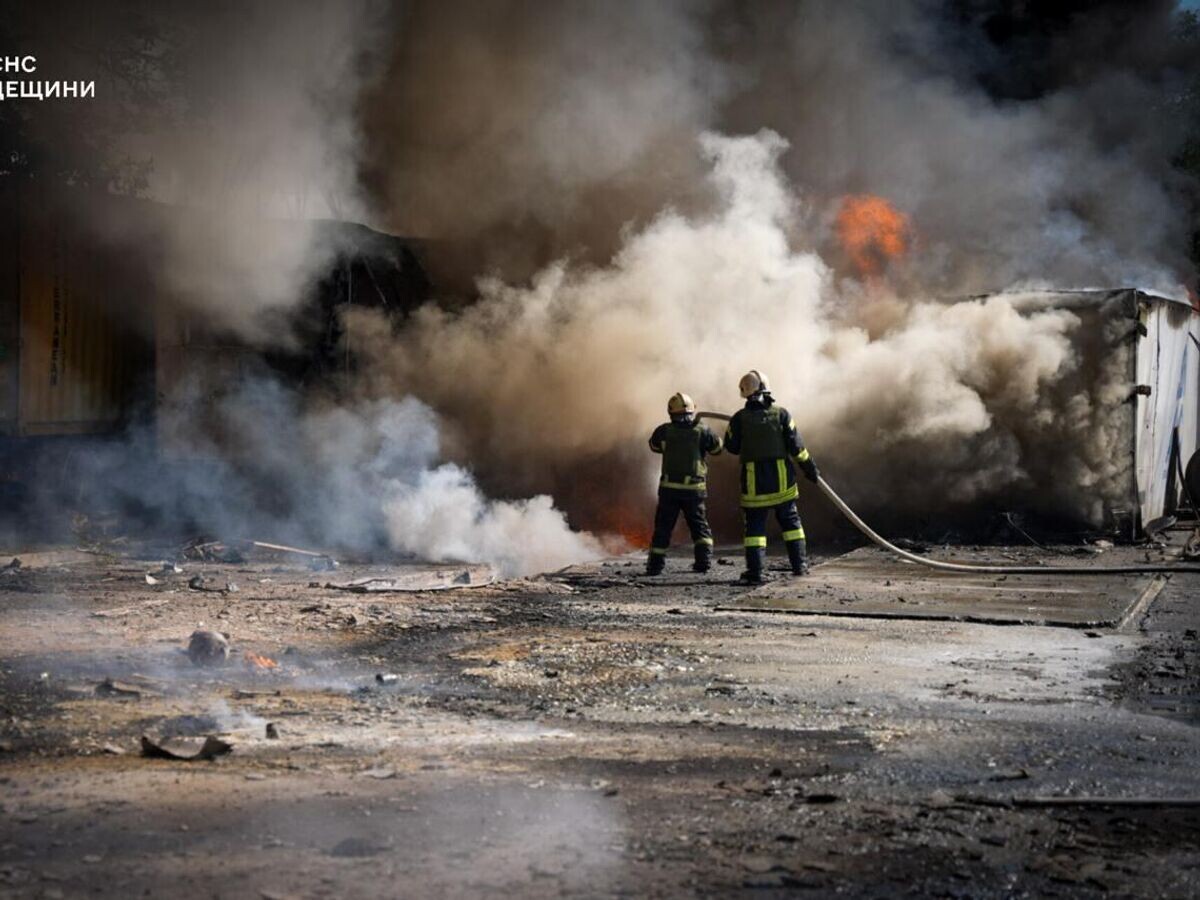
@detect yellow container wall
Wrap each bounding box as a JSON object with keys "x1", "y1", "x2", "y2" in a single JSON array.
[{"x1": 17, "y1": 192, "x2": 144, "y2": 436}]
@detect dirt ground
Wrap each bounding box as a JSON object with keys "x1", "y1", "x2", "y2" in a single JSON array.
[{"x1": 1, "y1": 537, "x2": 1198, "y2": 898}]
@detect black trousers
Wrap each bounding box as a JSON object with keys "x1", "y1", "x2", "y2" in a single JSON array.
[
  {"x1": 650, "y1": 491, "x2": 714, "y2": 557},
  {"x1": 741, "y1": 500, "x2": 805, "y2": 549}
]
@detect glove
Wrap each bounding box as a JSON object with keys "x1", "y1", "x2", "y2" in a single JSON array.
[{"x1": 802, "y1": 460, "x2": 820, "y2": 484}]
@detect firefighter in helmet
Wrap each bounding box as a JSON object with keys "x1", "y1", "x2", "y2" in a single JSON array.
[
  {"x1": 646, "y1": 392, "x2": 723, "y2": 575},
  {"x1": 722, "y1": 370, "x2": 819, "y2": 584}
]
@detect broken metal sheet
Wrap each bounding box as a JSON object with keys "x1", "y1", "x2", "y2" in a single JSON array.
[
  {"x1": 721, "y1": 547, "x2": 1160, "y2": 628},
  {"x1": 94, "y1": 678, "x2": 145, "y2": 699},
  {"x1": 327, "y1": 564, "x2": 494, "y2": 593},
  {"x1": 1135, "y1": 294, "x2": 1200, "y2": 529},
  {"x1": 249, "y1": 541, "x2": 338, "y2": 570}
]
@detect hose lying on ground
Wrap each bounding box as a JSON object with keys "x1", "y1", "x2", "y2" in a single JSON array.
[{"x1": 696, "y1": 411, "x2": 1200, "y2": 576}]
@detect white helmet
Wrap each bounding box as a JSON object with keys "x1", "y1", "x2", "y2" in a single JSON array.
[
  {"x1": 739, "y1": 369, "x2": 770, "y2": 398},
  {"x1": 667, "y1": 392, "x2": 696, "y2": 416}
]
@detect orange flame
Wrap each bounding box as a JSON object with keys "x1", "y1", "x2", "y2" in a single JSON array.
[
  {"x1": 835, "y1": 194, "x2": 911, "y2": 279},
  {"x1": 614, "y1": 520, "x2": 653, "y2": 549},
  {"x1": 589, "y1": 504, "x2": 654, "y2": 553},
  {"x1": 243, "y1": 651, "x2": 279, "y2": 670}
]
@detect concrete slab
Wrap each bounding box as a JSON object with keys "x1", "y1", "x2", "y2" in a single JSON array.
[{"x1": 720, "y1": 547, "x2": 1162, "y2": 628}]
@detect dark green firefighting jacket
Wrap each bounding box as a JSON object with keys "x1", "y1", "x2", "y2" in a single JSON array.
[
  {"x1": 722, "y1": 397, "x2": 816, "y2": 508},
  {"x1": 649, "y1": 418, "x2": 723, "y2": 495}
]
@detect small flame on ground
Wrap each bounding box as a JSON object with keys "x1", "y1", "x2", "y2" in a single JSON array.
[
  {"x1": 614, "y1": 521, "x2": 653, "y2": 550},
  {"x1": 590, "y1": 506, "x2": 654, "y2": 554},
  {"x1": 835, "y1": 194, "x2": 911, "y2": 279},
  {"x1": 243, "y1": 651, "x2": 279, "y2": 670}
]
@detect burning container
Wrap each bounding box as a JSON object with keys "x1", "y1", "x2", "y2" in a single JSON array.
[{"x1": 1003, "y1": 288, "x2": 1199, "y2": 533}]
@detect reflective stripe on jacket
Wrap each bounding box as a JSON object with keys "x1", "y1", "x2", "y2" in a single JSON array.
[
  {"x1": 723, "y1": 399, "x2": 813, "y2": 508},
  {"x1": 649, "y1": 419, "x2": 723, "y2": 491}
]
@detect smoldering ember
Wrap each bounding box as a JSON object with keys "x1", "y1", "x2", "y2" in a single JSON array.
[{"x1": 4, "y1": 3, "x2": 1200, "y2": 899}]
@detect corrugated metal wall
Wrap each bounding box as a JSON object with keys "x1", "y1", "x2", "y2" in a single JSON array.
[
  {"x1": 13, "y1": 187, "x2": 149, "y2": 436},
  {"x1": 0, "y1": 181, "x2": 18, "y2": 433},
  {"x1": 1134, "y1": 293, "x2": 1200, "y2": 527}
]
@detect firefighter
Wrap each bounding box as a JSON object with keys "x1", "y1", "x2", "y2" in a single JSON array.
[
  {"x1": 722, "y1": 370, "x2": 819, "y2": 584},
  {"x1": 646, "y1": 392, "x2": 723, "y2": 575}
]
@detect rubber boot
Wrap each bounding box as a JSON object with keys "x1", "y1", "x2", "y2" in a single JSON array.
[
  {"x1": 739, "y1": 547, "x2": 766, "y2": 584},
  {"x1": 786, "y1": 539, "x2": 809, "y2": 576},
  {"x1": 646, "y1": 552, "x2": 665, "y2": 576},
  {"x1": 692, "y1": 543, "x2": 712, "y2": 574}
]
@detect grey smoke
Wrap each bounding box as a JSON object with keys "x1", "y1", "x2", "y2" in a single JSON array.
[
  {"x1": 364, "y1": 1, "x2": 1197, "y2": 295},
  {"x1": 13, "y1": 1, "x2": 1199, "y2": 562},
  {"x1": 20, "y1": 374, "x2": 598, "y2": 576}
]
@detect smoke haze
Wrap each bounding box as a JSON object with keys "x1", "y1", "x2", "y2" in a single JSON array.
[
  {"x1": 353, "y1": 130, "x2": 1117, "y2": 528},
  {"x1": 9, "y1": 1, "x2": 1200, "y2": 566}
]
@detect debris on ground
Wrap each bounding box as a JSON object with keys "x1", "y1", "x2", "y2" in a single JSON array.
[
  {"x1": 94, "y1": 678, "x2": 144, "y2": 699},
  {"x1": 251, "y1": 541, "x2": 338, "y2": 571},
  {"x1": 359, "y1": 766, "x2": 397, "y2": 780},
  {"x1": 91, "y1": 598, "x2": 171, "y2": 618},
  {"x1": 2, "y1": 540, "x2": 1197, "y2": 897},
  {"x1": 1185, "y1": 529, "x2": 1200, "y2": 561},
  {"x1": 232, "y1": 688, "x2": 280, "y2": 699},
  {"x1": 329, "y1": 566, "x2": 493, "y2": 593},
  {"x1": 188, "y1": 575, "x2": 238, "y2": 594},
  {"x1": 0, "y1": 557, "x2": 37, "y2": 592},
  {"x1": 329, "y1": 837, "x2": 385, "y2": 858},
  {"x1": 187, "y1": 629, "x2": 230, "y2": 667},
  {"x1": 181, "y1": 539, "x2": 246, "y2": 564},
  {"x1": 140, "y1": 734, "x2": 233, "y2": 761}
]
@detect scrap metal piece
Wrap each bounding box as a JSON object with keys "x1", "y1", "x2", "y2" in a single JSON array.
[
  {"x1": 140, "y1": 734, "x2": 232, "y2": 761},
  {"x1": 1185, "y1": 529, "x2": 1200, "y2": 561},
  {"x1": 95, "y1": 678, "x2": 142, "y2": 699},
  {"x1": 251, "y1": 541, "x2": 338, "y2": 571},
  {"x1": 328, "y1": 565, "x2": 494, "y2": 593}
]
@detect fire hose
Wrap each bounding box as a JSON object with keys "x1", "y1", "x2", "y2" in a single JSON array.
[{"x1": 696, "y1": 411, "x2": 1200, "y2": 576}]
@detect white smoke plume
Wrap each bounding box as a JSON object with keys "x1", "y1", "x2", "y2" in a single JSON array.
[
  {"x1": 346, "y1": 0, "x2": 1199, "y2": 538},
  {"x1": 40, "y1": 381, "x2": 601, "y2": 577},
  {"x1": 296, "y1": 395, "x2": 604, "y2": 576},
  {"x1": 353, "y1": 130, "x2": 1121, "y2": 527}
]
